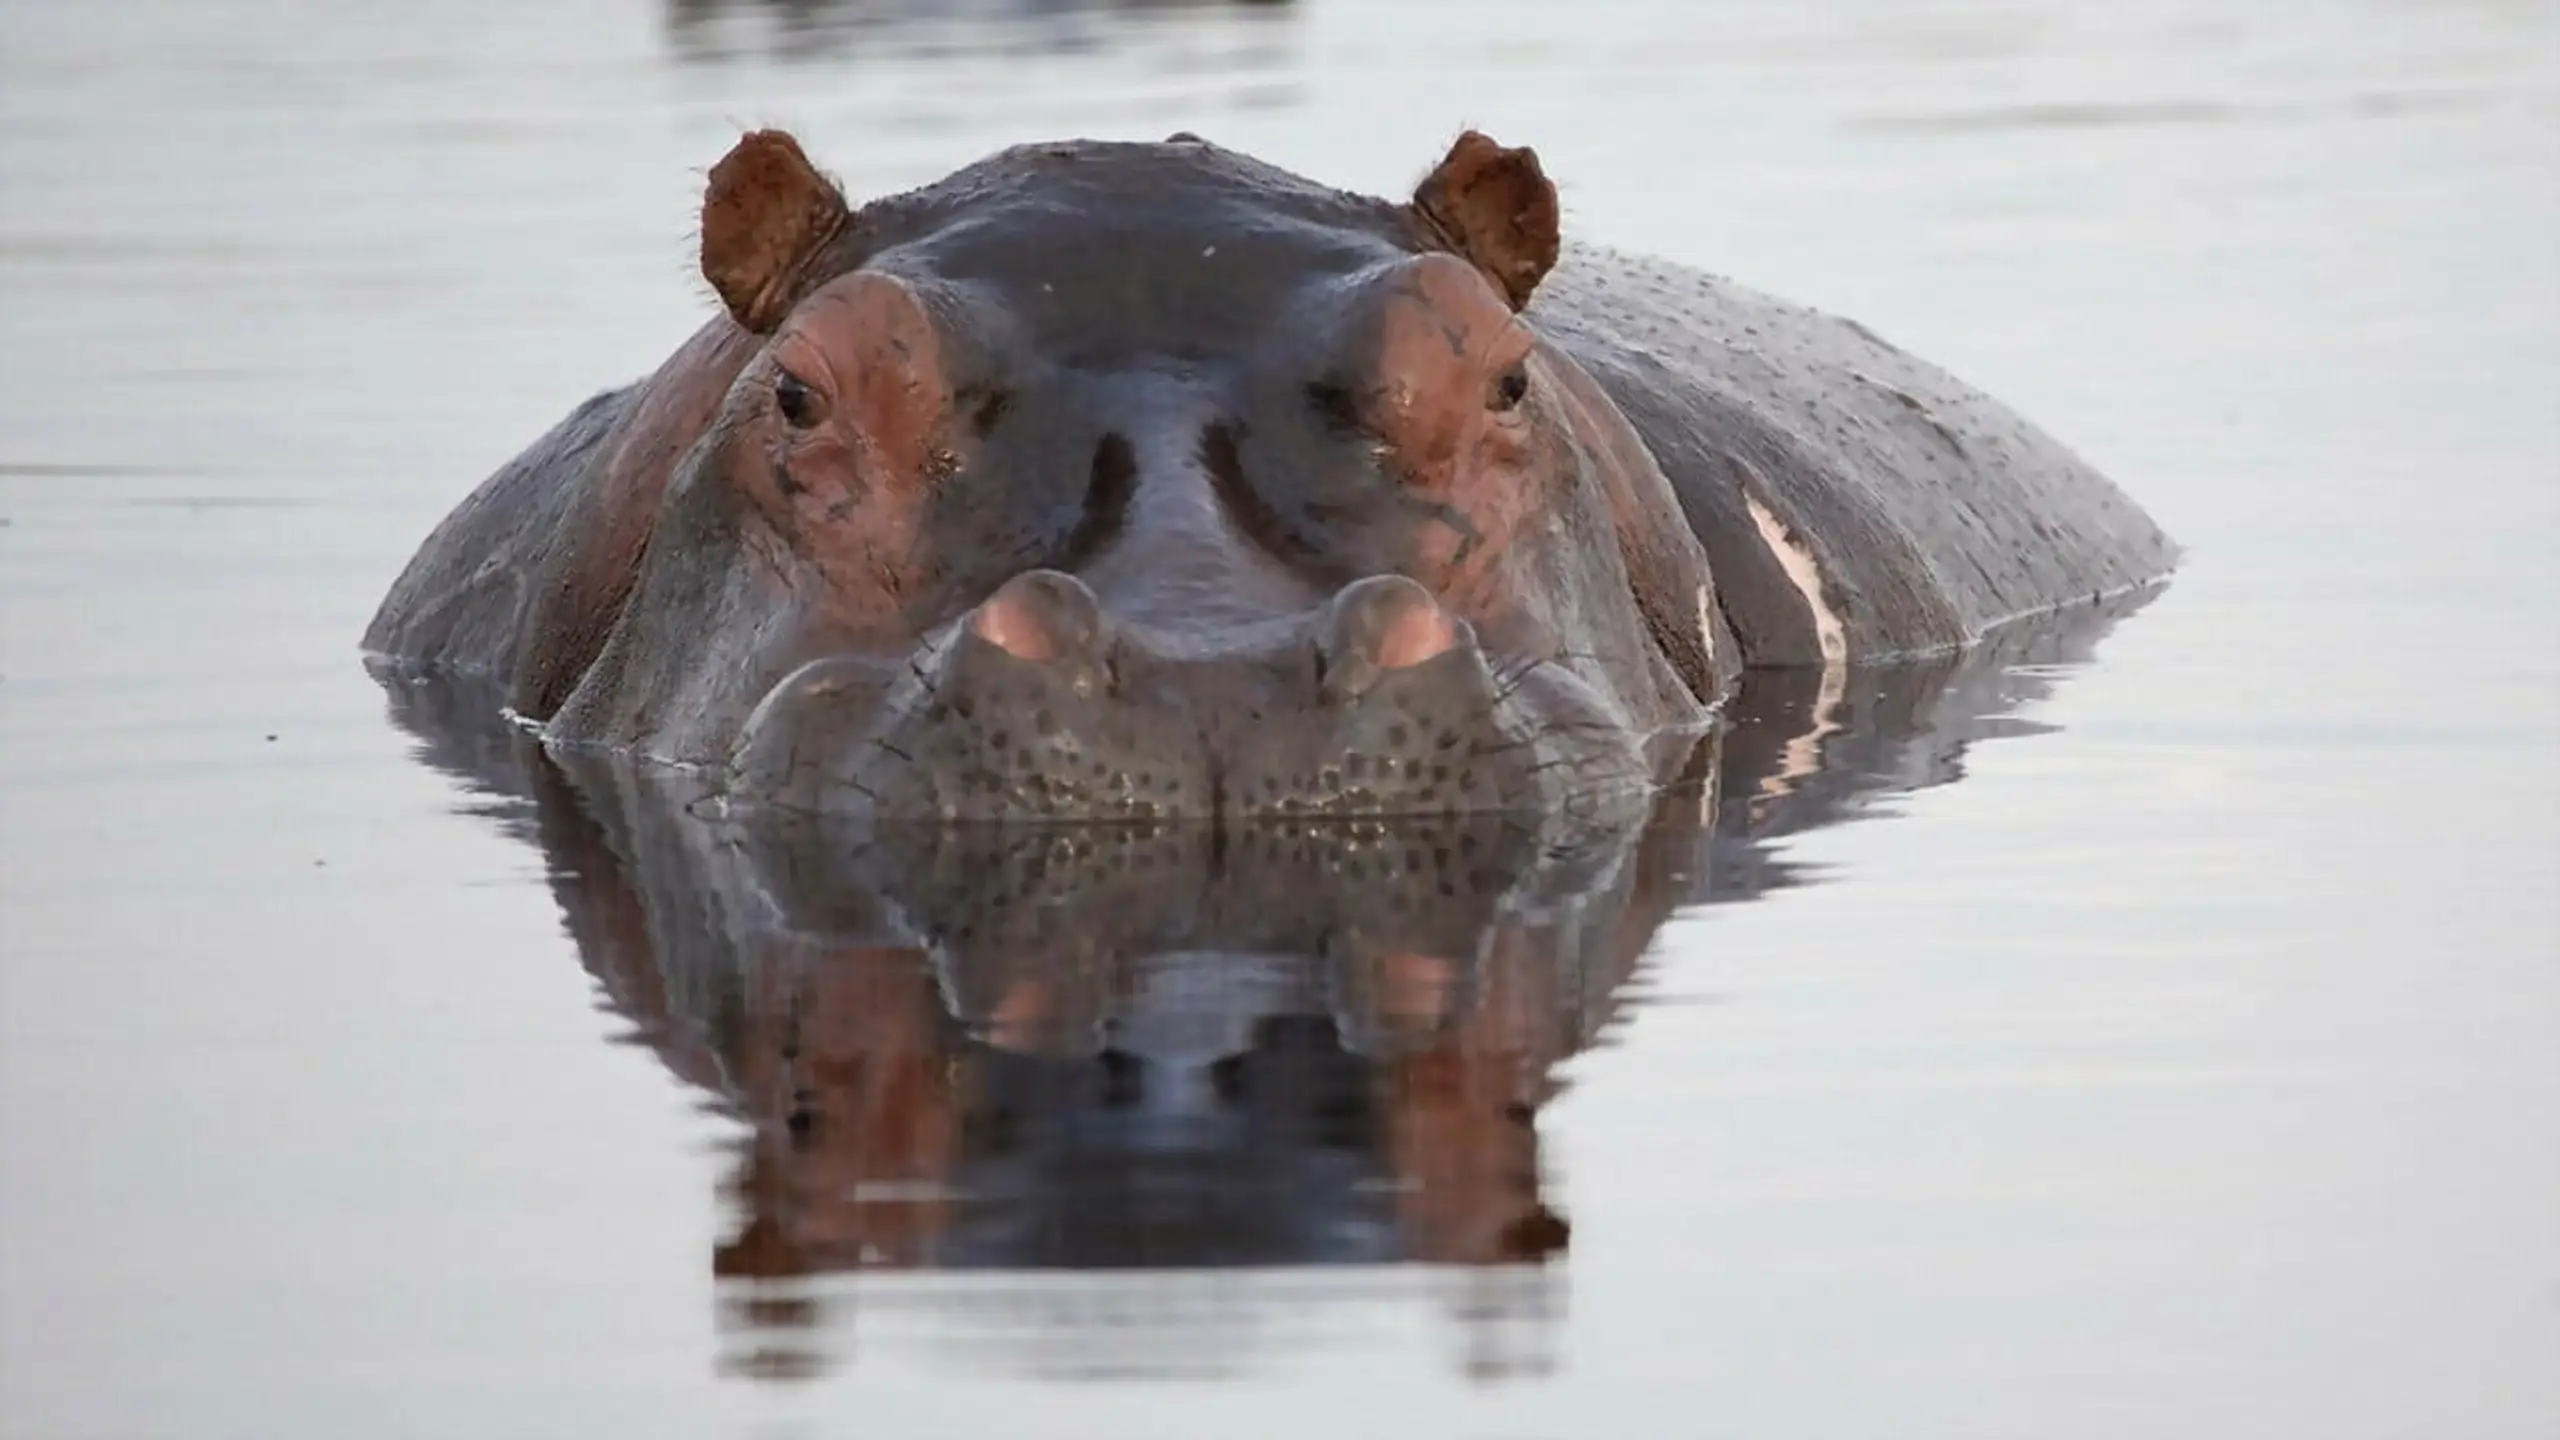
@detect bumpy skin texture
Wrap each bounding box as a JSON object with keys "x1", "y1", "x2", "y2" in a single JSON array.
[
  {"x1": 363, "y1": 130, "x2": 2173, "y2": 819},
  {"x1": 1534, "y1": 249, "x2": 2176, "y2": 665}
]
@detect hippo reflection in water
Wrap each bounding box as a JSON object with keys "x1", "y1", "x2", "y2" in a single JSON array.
[
  {"x1": 378, "y1": 592, "x2": 2150, "y2": 1378},
  {"x1": 365, "y1": 130, "x2": 2173, "y2": 819},
  {"x1": 664, "y1": 0, "x2": 1301, "y2": 59}
]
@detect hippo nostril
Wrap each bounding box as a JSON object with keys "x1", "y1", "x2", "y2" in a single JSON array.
[
  {"x1": 1374, "y1": 600, "x2": 1459, "y2": 670},
  {"x1": 968, "y1": 569, "x2": 1105, "y2": 664},
  {"x1": 1320, "y1": 574, "x2": 1468, "y2": 704}
]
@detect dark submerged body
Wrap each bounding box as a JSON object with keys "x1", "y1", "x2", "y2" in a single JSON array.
[{"x1": 365, "y1": 132, "x2": 2173, "y2": 819}]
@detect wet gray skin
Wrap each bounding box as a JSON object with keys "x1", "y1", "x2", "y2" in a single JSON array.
[{"x1": 363, "y1": 131, "x2": 2174, "y2": 821}]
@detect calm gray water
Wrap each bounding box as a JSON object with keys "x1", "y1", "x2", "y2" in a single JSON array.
[{"x1": 3, "y1": 1, "x2": 2555, "y2": 1436}]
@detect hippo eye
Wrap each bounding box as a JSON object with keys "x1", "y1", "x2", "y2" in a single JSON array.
[
  {"x1": 1489, "y1": 362, "x2": 1530, "y2": 413},
  {"x1": 773, "y1": 369, "x2": 823, "y2": 429},
  {"x1": 1305, "y1": 379, "x2": 1366, "y2": 435}
]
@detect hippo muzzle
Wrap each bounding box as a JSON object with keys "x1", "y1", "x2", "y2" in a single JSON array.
[{"x1": 732, "y1": 567, "x2": 1651, "y2": 821}]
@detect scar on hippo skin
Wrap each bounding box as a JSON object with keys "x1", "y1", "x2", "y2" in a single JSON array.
[
  {"x1": 702, "y1": 129, "x2": 851, "y2": 332},
  {"x1": 1744, "y1": 492, "x2": 1848, "y2": 670},
  {"x1": 1409, "y1": 130, "x2": 1561, "y2": 312}
]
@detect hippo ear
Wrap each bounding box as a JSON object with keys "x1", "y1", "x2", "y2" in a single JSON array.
[
  {"x1": 700, "y1": 130, "x2": 851, "y2": 333},
  {"x1": 1410, "y1": 131, "x2": 1561, "y2": 311}
]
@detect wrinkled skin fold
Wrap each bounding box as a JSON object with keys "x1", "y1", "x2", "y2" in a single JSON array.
[{"x1": 365, "y1": 128, "x2": 2175, "y2": 819}]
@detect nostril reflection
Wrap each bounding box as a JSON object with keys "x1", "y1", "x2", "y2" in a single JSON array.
[
  {"x1": 1098, "y1": 1047, "x2": 1144, "y2": 1108},
  {"x1": 969, "y1": 569, "x2": 1103, "y2": 663}
]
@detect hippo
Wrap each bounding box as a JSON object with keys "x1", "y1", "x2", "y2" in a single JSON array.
[{"x1": 365, "y1": 128, "x2": 2174, "y2": 820}]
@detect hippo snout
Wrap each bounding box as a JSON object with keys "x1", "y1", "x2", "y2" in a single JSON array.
[{"x1": 726, "y1": 568, "x2": 1638, "y2": 822}]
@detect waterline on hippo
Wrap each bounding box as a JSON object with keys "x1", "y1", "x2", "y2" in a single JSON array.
[{"x1": 364, "y1": 128, "x2": 2175, "y2": 821}]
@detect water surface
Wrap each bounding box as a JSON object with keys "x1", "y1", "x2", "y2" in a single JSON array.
[{"x1": 3, "y1": 1, "x2": 2555, "y2": 1436}]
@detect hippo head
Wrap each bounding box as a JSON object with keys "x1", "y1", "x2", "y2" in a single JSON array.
[{"x1": 549, "y1": 130, "x2": 1731, "y2": 819}]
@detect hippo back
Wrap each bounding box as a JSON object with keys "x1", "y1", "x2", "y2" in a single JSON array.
[{"x1": 1534, "y1": 245, "x2": 2176, "y2": 665}]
